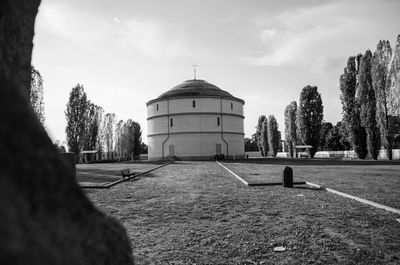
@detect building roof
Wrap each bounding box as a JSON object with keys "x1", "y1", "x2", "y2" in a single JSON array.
[{"x1": 147, "y1": 79, "x2": 244, "y2": 105}]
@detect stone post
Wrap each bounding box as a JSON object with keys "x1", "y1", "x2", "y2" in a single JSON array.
[{"x1": 282, "y1": 166, "x2": 293, "y2": 188}]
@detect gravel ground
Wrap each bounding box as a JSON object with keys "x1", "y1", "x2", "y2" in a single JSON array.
[{"x1": 82, "y1": 161, "x2": 400, "y2": 264}]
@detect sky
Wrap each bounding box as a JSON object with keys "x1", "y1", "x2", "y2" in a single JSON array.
[{"x1": 32, "y1": 0, "x2": 400, "y2": 145}]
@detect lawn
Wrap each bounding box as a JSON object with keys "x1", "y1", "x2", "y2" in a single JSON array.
[
  {"x1": 223, "y1": 159, "x2": 400, "y2": 209},
  {"x1": 81, "y1": 161, "x2": 400, "y2": 264},
  {"x1": 76, "y1": 161, "x2": 166, "y2": 184}
]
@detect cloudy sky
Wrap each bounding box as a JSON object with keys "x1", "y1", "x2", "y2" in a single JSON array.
[{"x1": 32, "y1": 0, "x2": 400, "y2": 144}]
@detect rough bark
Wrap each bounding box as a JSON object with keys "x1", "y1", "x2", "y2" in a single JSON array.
[{"x1": 0, "y1": 1, "x2": 134, "y2": 264}]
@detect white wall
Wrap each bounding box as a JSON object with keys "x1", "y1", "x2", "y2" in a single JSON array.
[{"x1": 147, "y1": 97, "x2": 245, "y2": 159}]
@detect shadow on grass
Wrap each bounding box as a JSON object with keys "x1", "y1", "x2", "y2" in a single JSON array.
[{"x1": 137, "y1": 173, "x2": 158, "y2": 178}]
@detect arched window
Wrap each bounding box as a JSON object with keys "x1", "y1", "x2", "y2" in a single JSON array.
[
  {"x1": 217, "y1": 117, "x2": 220, "y2": 126},
  {"x1": 170, "y1": 118, "x2": 173, "y2": 127}
]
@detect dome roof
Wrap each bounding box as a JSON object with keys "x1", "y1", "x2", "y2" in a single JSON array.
[{"x1": 147, "y1": 79, "x2": 244, "y2": 105}]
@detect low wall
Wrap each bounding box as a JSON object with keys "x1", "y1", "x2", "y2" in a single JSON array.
[
  {"x1": 314, "y1": 149, "x2": 400, "y2": 160},
  {"x1": 245, "y1": 151, "x2": 263, "y2": 158},
  {"x1": 378, "y1": 149, "x2": 400, "y2": 160}
]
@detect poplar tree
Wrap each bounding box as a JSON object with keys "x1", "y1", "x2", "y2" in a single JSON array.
[
  {"x1": 255, "y1": 115, "x2": 266, "y2": 155},
  {"x1": 100, "y1": 113, "x2": 117, "y2": 157},
  {"x1": 358, "y1": 50, "x2": 380, "y2": 159},
  {"x1": 83, "y1": 102, "x2": 103, "y2": 151},
  {"x1": 388, "y1": 35, "x2": 400, "y2": 117},
  {"x1": 124, "y1": 119, "x2": 136, "y2": 160},
  {"x1": 284, "y1": 101, "x2": 297, "y2": 157},
  {"x1": 132, "y1": 121, "x2": 142, "y2": 156},
  {"x1": 30, "y1": 65, "x2": 45, "y2": 124},
  {"x1": 260, "y1": 118, "x2": 269, "y2": 157},
  {"x1": 319, "y1": 122, "x2": 333, "y2": 151},
  {"x1": 267, "y1": 115, "x2": 280, "y2": 157},
  {"x1": 296, "y1": 85, "x2": 324, "y2": 158},
  {"x1": 65, "y1": 84, "x2": 88, "y2": 162},
  {"x1": 114, "y1": 120, "x2": 125, "y2": 158},
  {"x1": 372, "y1": 40, "x2": 393, "y2": 159},
  {"x1": 339, "y1": 56, "x2": 367, "y2": 159}
]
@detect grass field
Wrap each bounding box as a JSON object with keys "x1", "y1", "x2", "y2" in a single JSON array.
[
  {"x1": 76, "y1": 161, "x2": 166, "y2": 184},
  {"x1": 79, "y1": 161, "x2": 400, "y2": 264},
  {"x1": 223, "y1": 159, "x2": 400, "y2": 209}
]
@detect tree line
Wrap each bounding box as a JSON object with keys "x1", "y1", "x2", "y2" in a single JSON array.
[
  {"x1": 247, "y1": 34, "x2": 400, "y2": 160},
  {"x1": 282, "y1": 85, "x2": 324, "y2": 158},
  {"x1": 252, "y1": 114, "x2": 281, "y2": 157},
  {"x1": 340, "y1": 34, "x2": 400, "y2": 160},
  {"x1": 65, "y1": 84, "x2": 142, "y2": 162}
]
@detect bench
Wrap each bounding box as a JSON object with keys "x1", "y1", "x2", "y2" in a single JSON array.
[{"x1": 120, "y1": 168, "x2": 138, "y2": 179}]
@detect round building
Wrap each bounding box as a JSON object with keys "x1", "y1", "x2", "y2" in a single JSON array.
[{"x1": 146, "y1": 79, "x2": 245, "y2": 160}]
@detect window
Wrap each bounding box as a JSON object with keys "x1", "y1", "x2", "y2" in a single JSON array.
[
  {"x1": 192, "y1": 100, "x2": 196, "y2": 108},
  {"x1": 170, "y1": 118, "x2": 173, "y2": 127},
  {"x1": 156, "y1": 104, "x2": 159, "y2": 111},
  {"x1": 231, "y1": 103, "x2": 233, "y2": 110},
  {"x1": 217, "y1": 117, "x2": 220, "y2": 126}
]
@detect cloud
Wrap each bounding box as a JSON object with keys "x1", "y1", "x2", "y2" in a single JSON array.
[
  {"x1": 243, "y1": 0, "x2": 395, "y2": 72},
  {"x1": 37, "y1": 2, "x2": 189, "y2": 59}
]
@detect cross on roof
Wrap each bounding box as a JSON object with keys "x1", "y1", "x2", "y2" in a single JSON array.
[{"x1": 192, "y1": 63, "x2": 198, "y2": 80}]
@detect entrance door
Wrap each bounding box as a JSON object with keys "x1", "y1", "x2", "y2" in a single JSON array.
[
  {"x1": 216, "y1": 144, "x2": 222, "y2": 154},
  {"x1": 169, "y1": 145, "x2": 174, "y2": 156}
]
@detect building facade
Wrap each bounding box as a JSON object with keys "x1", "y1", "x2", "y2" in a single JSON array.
[{"x1": 146, "y1": 79, "x2": 245, "y2": 160}]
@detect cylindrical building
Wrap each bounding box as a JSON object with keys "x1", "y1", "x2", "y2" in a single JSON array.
[{"x1": 146, "y1": 79, "x2": 245, "y2": 160}]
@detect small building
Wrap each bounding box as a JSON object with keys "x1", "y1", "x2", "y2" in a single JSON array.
[
  {"x1": 146, "y1": 79, "x2": 245, "y2": 160},
  {"x1": 295, "y1": 145, "x2": 313, "y2": 158}
]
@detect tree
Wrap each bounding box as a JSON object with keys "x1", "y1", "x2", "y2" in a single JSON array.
[
  {"x1": 326, "y1": 124, "x2": 341, "y2": 151},
  {"x1": 389, "y1": 116, "x2": 400, "y2": 148},
  {"x1": 372, "y1": 40, "x2": 393, "y2": 159},
  {"x1": 388, "y1": 35, "x2": 400, "y2": 117},
  {"x1": 267, "y1": 115, "x2": 280, "y2": 157},
  {"x1": 114, "y1": 119, "x2": 125, "y2": 158},
  {"x1": 284, "y1": 101, "x2": 297, "y2": 157},
  {"x1": 339, "y1": 56, "x2": 368, "y2": 159},
  {"x1": 244, "y1": 137, "x2": 258, "y2": 151},
  {"x1": 319, "y1": 122, "x2": 333, "y2": 151},
  {"x1": 296, "y1": 85, "x2": 324, "y2": 158},
  {"x1": 358, "y1": 50, "x2": 380, "y2": 159},
  {"x1": 54, "y1": 142, "x2": 66, "y2": 153},
  {"x1": 140, "y1": 142, "x2": 148, "y2": 154},
  {"x1": 83, "y1": 102, "x2": 103, "y2": 151},
  {"x1": 124, "y1": 119, "x2": 136, "y2": 160},
  {"x1": 100, "y1": 113, "x2": 117, "y2": 158},
  {"x1": 30, "y1": 65, "x2": 45, "y2": 124},
  {"x1": 65, "y1": 84, "x2": 88, "y2": 162},
  {"x1": 132, "y1": 121, "x2": 142, "y2": 156},
  {"x1": 337, "y1": 121, "x2": 352, "y2": 150},
  {"x1": 260, "y1": 118, "x2": 269, "y2": 157},
  {"x1": 255, "y1": 115, "x2": 266, "y2": 156}
]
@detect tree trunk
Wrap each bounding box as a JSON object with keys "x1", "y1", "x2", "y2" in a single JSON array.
[
  {"x1": 386, "y1": 133, "x2": 393, "y2": 160},
  {"x1": 0, "y1": 1, "x2": 133, "y2": 264}
]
